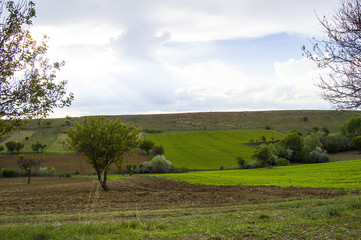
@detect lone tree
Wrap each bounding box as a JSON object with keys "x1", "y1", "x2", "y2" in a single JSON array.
[
  {"x1": 65, "y1": 117, "x2": 140, "y2": 191},
  {"x1": 303, "y1": 0, "x2": 361, "y2": 109},
  {"x1": 5, "y1": 141, "x2": 17, "y2": 153},
  {"x1": 17, "y1": 154, "x2": 41, "y2": 184},
  {"x1": 0, "y1": 0, "x2": 73, "y2": 136}
]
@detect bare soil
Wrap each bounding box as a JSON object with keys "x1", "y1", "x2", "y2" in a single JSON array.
[{"x1": 0, "y1": 176, "x2": 347, "y2": 213}]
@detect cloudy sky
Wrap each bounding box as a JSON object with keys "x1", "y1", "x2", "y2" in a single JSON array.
[{"x1": 31, "y1": 0, "x2": 340, "y2": 117}]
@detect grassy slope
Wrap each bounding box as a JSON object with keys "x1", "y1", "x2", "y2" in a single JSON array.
[
  {"x1": 146, "y1": 130, "x2": 284, "y2": 169},
  {"x1": 161, "y1": 159, "x2": 361, "y2": 190}
]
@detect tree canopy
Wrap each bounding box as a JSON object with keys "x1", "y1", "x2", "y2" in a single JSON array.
[
  {"x1": 303, "y1": 0, "x2": 361, "y2": 109},
  {"x1": 0, "y1": 0, "x2": 73, "y2": 136},
  {"x1": 65, "y1": 117, "x2": 140, "y2": 191}
]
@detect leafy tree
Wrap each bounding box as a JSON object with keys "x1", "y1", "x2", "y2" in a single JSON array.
[
  {"x1": 303, "y1": 0, "x2": 361, "y2": 109},
  {"x1": 341, "y1": 117, "x2": 361, "y2": 138},
  {"x1": 152, "y1": 145, "x2": 164, "y2": 155},
  {"x1": 15, "y1": 142, "x2": 24, "y2": 153},
  {"x1": 323, "y1": 133, "x2": 351, "y2": 153},
  {"x1": 139, "y1": 139, "x2": 155, "y2": 155},
  {"x1": 252, "y1": 146, "x2": 274, "y2": 167},
  {"x1": 17, "y1": 154, "x2": 41, "y2": 184},
  {"x1": 31, "y1": 141, "x2": 46, "y2": 153},
  {"x1": 65, "y1": 117, "x2": 140, "y2": 191},
  {"x1": 280, "y1": 131, "x2": 305, "y2": 162},
  {"x1": 0, "y1": 0, "x2": 73, "y2": 136},
  {"x1": 351, "y1": 135, "x2": 361, "y2": 153},
  {"x1": 5, "y1": 141, "x2": 17, "y2": 153}
]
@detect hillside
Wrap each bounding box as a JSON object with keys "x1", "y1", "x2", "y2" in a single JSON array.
[{"x1": 18, "y1": 110, "x2": 361, "y2": 134}]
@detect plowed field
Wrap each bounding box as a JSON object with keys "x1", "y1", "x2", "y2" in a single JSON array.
[{"x1": 0, "y1": 176, "x2": 347, "y2": 213}]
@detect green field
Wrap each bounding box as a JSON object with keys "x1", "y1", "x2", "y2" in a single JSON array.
[
  {"x1": 146, "y1": 130, "x2": 284, "y2": 169},
  {"x1": 161, "y1": 159, "x2": 361, "y2": 190}
]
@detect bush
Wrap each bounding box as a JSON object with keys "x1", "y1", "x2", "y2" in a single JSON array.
[
  {"x1": 275, "y1": 158, "x2": 289, "y2": 166},
  {"x1": 140, "y1": 155, "x2": 174, "y2": 173},
  {"x1": 139, "y1": 139, "x2": 155, "y2": 155},
  {"x1": 306, "y1": 147, "x2": 329, "y2": 163},
  {"x1": 219, "y1": 164, "x2": 224, "y2": 170},
  {"x1": 236, "y1": 156, "x2": 247, "y2": 169},
  {"x1": 1, "y1": 168, "x2": 17, "y2": 177},
  {"x1": 252, "y1": 146, "x2": 274, "y2": 166},
  {"x1": 38, "y1": 167, "x2": 48, "y2": 176},
  {"x1": 245, "y1": 160, "x2": 262, "y2": 169},
  {"x1": 126, "y1": 164, "x2": 137, "y2": 173},
  {"x1": 0, "y1": 145, "x2": 4, "y2": 152},
  {"x1": 323, "y1": 133, "x2": 350, "y2": 153},
  {"x1": 152, "y1": 146, "x2": 165, "y2": 155}
]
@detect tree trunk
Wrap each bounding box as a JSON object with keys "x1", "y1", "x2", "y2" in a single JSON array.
[
  {"x1": 27, "y1": 172, "x2": 31, "y2": 184},
  {"x1": 96, "y1": 170, "x2": 109, "y2": 191}
]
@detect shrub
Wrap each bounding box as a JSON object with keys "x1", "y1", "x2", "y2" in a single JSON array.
[
  {"x1": 219, "y1": 164, "x2": 224, "y2": 170},
  {"x1": 139, "y1": 139, "x2": 155, "y2": 155},
  {"x1": 351, "y1": 136, "x2": 361, "y2": 153},
  {"x1": 141, "y1": 155, "x2": 174, "y2": 173},
  {"x1": 275, "y1": 158, "x2": 289, "y2": 166},
  {"x1": 5, "y1": 141, "x2": 17, "y2": 153},
  {"x1": 0, "y1": 145, "x2": 4, "y2": 152},
  {"x1": 306, "y1": 147, "x2": 329, "y2": 163},
  {"x1": 1, "y1": 168, "x2": 16, "y2": 177},
  {"x1": 252, "y1": 146, "x2": 274, "y2": 166},
  {"x1": 152, "y1": 146, "x2": 165, "y2": 155},
  {"x1": 236, "y1": 156, "x2": 247, "y2": 169},
  {"x1": 38, "y1": 167, "x2": 48, "y2": 176},
  {"x1": 49, "y1": 167, "x2": 57, "y2": 176},
  {"x1": 126, "y1": 164, "x2": 137, "y2": 173},
  {"x1": 323, "y1": 133, "x2": 350, "y2": 153},
  {"x1": 245, "y1": 160, "x2": 261, "y2": 169}
]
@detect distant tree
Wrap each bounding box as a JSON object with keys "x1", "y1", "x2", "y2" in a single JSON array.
[
  {"x1": 0, "y1": 0, "x2": 73, "y2": 137},
  {"x1": 17, "y1": 154, "x2": 41, "y2": 184},
  {"x1": 280, "y1": 131, "x2": 305, "y2": 162},
  {"x1": 5, "y1": 141, "x2": 17, "y2": 153},
  {"x1": 31, "y1": 141, "x2": 46, "y2": 153},
  {"x1": 65, "y1": 117, "x2": 140, "y2": 191},
  {"x1": 45, "y1": 121, "x2": 52, "y2": 128},
  {"x1": 152, "y1": 145, "x2": 165, "y2": 155},
  {"x1": 15, "y1": 142, "x2": 24, "y2": 153},
  {"x1": 261, "y1": 136, "x2": 267, "y2": 143},
  {"x1": 236, "y1": 156, "x2": 247, "y2": 169},
  {"x1": 252, "y1": 146, "x2": 274, "y2": 167},
  {"x1": 139, "y1": 139, "x2": 155, "y2": 155},
  {"x1": 351, "y1": 135, "x2": 361, "y2": 153},
  {"x1": 0, "y1": 145, "x2": 4, "y2": 152},
  {"x1": 303, "y1": 0, "x2": 361, "y2": 109},
  {"x1": 341, "y1": 117, "x2": 361, "y2": 138}
]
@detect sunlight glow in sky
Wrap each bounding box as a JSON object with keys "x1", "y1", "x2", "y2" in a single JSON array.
[{"x1": 31, "y1": 0, "x2": 340, "y2": 117}]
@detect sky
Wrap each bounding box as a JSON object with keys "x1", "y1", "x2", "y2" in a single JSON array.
[{"x1": 30, "y1": 0, "x2": 341, "y2": 117}]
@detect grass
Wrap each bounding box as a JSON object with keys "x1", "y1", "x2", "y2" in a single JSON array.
[
  {"x1": 160, "y1": 159, "x2": 361, "y2": 190},
  {"x1": 0, "y1": 195, "x2": 360, "y2": 239},
  {"x1": 146, "y1": 129, "x2": 284, "y2": 169}
]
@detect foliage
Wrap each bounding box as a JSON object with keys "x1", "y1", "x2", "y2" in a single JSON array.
[
  {"x1": 152, "y1": 145, "x2": 164, "y2": 155},
  {"x1": 139, "y1": 139, "x2": 155, "y2": 155},
  {"x1": 323, "y1": 133, "x2": 350, "y2": 153},
  {"x1": 280, "y1": 131, "x2": 305, "y2": 162},
  {"x1": 1, "y1": 168, "x2": 16, "y2": 177},
  {"x1": 340, "y1": 116, "x2": 361, "y2": 138},
  {"x1": 351, "y1": 135, "x2": 361, "y2": 153},
  {"x1": 0, "y1": 145, "x2": 3, "y2": 152},
  {"x1": 0, "y1": 0, "x2": 73, "y2": 136},
  {"x1": 140, "y1": 155, "x2": 174, "y2": 173},
  {"x1": 17, "y1": 154, "x2": 41, "y2": 183},
  {"x1": 15, "y1": 142, "x2": 24, "y2": 153},
  {"x1": 252, "y1": 146, "x2": 274, "y2": 167},
  {"x1": 5, "y1": 141, "x2": 17, "y2": 153},
  {"x1": 65, "y1": 117, "x2": 140, "y2": 191},
  {"x1": 306, "y1": 147, "x2": 329, "y2": 163},
  {"x1": 31, "y1": 141, "x2": 46, "y2": 153},
  {"x1": 304, "y1": 131, "x2": 325, "y2": 154},
  {"x1": 275, "y1": 157, "x2": 289, "y2": 166},
  {"x1": 303, "y1": 0, "x2": 361, "y2": 109},
  {"x1": 236, "y1": 156, "x2": 247, "y2": 169}
]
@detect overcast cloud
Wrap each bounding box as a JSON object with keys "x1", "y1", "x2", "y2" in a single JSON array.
[{"x1": 30, "y1": 0, "x2": 340, "y2": 117}]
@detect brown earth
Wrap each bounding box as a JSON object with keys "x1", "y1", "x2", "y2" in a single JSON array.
[{"x1": 0, "y1": 176, "x2": 348, "y2": 213}]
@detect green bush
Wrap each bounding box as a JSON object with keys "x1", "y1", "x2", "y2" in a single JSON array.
[
  {"x1": 236, "y1": 156, "x2": 247, "y2": 169},
  {"x1": 323, "y1": 133, "x2": 350, "y2": 153},
  {"x1": 275, "y1": 158, "x2": 289, "y2": 166},
  {"x1": 1, "y1": 168, "x2": 17, "y2": 177},
  {"x1": 140, "y1": 155, "x2": 174, "y2": 173},
  {"x1": 306, "y1": 147, "x2": 329, "y2": 163}
]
